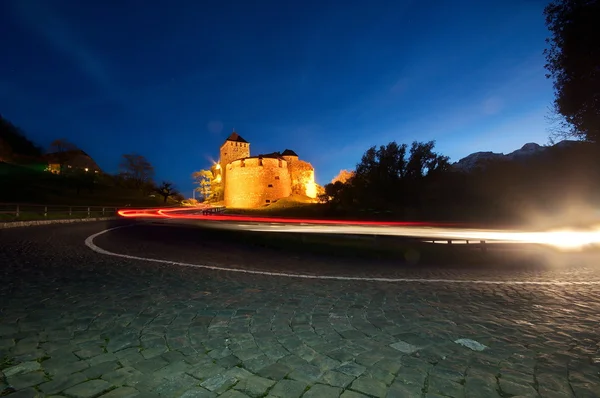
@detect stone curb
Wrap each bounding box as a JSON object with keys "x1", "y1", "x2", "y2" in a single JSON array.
[{"x1": 0, "y1": 217, "x2": 119, "y2": 229}]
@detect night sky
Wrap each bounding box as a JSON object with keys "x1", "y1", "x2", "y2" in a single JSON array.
[{"x1": 1, "y1": 0, "x2": 554, "y2": 196}]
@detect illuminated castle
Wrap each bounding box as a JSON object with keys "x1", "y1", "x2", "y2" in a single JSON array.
[{"x1": 218, "y1": 132, "x2": 317, "y2": 208}]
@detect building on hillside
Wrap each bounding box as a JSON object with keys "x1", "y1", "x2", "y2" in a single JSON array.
[
  {"x1": 45, "y1": 149, "x2": 102, "y2": 174},
  {"x1": 218, "y1": 132, "x2": 317, "y2": 208}
]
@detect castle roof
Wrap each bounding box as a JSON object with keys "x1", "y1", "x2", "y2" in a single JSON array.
[
  {"x1": 225, "y1": 132, "x2": 248, "y2": 143},
  {"x1": 248, "y1": 152, "x2": 283, "y2": 160},
  {"x1": 281, "y1": 149, "x2": 298, "y2": 157}
]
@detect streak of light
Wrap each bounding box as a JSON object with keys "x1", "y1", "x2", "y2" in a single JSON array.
[{"x1": 116, "y1": 206, "x2": 600, "y2": 251}]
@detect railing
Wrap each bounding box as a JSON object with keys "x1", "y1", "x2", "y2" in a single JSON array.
[
  {"x1": 0, "y1": 203, "x2": 120, "y2": 221},
  {"x1": 201, "y1": 206, "x2": 226, "y2": 215}
]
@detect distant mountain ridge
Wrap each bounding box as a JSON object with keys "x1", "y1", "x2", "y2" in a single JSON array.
[{"x1": 452, "y1": 140, "x2": 581, "y2": 171}]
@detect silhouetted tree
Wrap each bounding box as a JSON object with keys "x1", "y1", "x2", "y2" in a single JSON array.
[
  {"x1": 544, "y1": 0, "x2": 600, "y2": 142},
  {"x1": 155, "y1": 181, "x2": 178, "y2": 203},
  {"x1": 119, "y1": 153, "x2": 155, "y2": 190}
]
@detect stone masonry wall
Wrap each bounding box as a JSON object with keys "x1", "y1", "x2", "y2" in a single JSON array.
[
  {"x1": 219, "y1": 140, "x2": 250, "y2": 198},
  {"x1": 225, "y1": 157, "x2": 292, "y2": 208},
  {"x1": 284, "y1": 156, "x2": 317, "y2": 198}
]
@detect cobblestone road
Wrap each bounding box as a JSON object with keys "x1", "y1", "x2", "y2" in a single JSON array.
[{"x1": 1, "y1": 220, "x2": 600, "y2": 398}]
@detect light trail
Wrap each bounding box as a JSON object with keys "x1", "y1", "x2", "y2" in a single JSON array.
[{"x1": 117, "y1": 206, "x2": 600, "y2": 251}]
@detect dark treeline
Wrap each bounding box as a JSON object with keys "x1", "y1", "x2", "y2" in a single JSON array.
[
  {"x1": 0, "y1": 114, "x2": 182, "y2": 204},
  {"x1": 321, "y1": 140, "x2": 600, "y2": 225}
]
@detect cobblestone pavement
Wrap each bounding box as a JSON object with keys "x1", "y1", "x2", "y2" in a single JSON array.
[{"x1": 1, "y1": 220, "x2": 600, "y2": 398}]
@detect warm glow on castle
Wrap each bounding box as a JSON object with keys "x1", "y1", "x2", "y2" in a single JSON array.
[{"x1": 217, "y1": 132, "x2": 317, "y2": 209}]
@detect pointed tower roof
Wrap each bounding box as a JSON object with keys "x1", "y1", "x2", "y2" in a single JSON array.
[
  {"x1": 281, "y1": 149, "x2": 298, "y2": 157},
  {"x1": 225, "y1": 131, "x2": 248, "y2": 143}
]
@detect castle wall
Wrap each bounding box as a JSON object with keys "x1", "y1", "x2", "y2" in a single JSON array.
[
  {"x1": 284, "y1": 157, "x2": 317, "y2": 198},
  {"x1": 225, "y1": 157, "x2": 292, "y2": 208}
]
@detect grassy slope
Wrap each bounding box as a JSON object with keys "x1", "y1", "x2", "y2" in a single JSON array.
[{"x1": 0, "y1": 162, "x2": 169, "y2": 208}]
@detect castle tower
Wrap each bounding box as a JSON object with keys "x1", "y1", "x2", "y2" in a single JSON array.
[{"x1": 219, "y1": 131, "x2": 250, "y2": 199}]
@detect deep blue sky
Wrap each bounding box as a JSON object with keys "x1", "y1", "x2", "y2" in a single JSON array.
[{"x1": 1, "y1": 0, "x2": 554, "y2": 196}]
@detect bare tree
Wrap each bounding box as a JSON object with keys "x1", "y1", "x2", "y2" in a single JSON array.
[
  {"x1": 155, "y1": 181, "x2": 179, "y2": 203},
  {"x1": 119, "y1": 153, "x2": 155, "y2": 190}
]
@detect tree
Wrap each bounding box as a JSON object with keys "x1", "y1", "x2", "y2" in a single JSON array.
[
  {"x1": 155, "y1": 181, "x2": 179, "y2": 203},
  {"x1": 544, "y1": 0, "x2": 600, "y2": 142},
  {"x1": 48, "y1": 138, "x2": 78, "y2": 173},
  {"x1": 326, "y1": 140, "x2": 450, "y2": 210},
  {"x1": 119, "y1": 153, "x2": 155, "y2": 190},
  {"x1": 192, "y1": 165, "x2": 223, "y2": 202}
]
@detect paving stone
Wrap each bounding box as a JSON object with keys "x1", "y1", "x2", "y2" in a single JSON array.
[
  {"x1": 7, "y1": 371, "x2": 47, "y2": 390},
  {"x1": 101, "y1": 366, "x2": 143, "y2": 385},
  {"x1": 2, "y1": 387, "x2": 43, "y2": 397},
  {"x1": 387, "y1": 381, "x2": 425, "y2": 398},
  {"x1": 152, "y1": 374, "x2": 200, "y2": 396},
  {"x1": 464, "y1": 375, "x2": 499, "y2": 398},
  {"x1": 39, "y1": 372, "x2": 87, "y2": 395},
  {"x1": 74, "y1": 346, "x2": 105, "y2": 360},
  {"x1": 390, "y1": 341, "x2": 420, "y2": 355},
  {"x1": 130, "y1": 357, "x2": 168, "y2": 373},
  {"x1": 98, "y1": 386, "x2": 139, "y2": 397},
  {"x1": 82, "y1": 360, "x2": 121, "y2": 379},
  {"x1": 267, "y1": 379, "x2": 307, "y2": 398},
  {"x1": 335, "y1": 362, "x2": 367, "y2": 378},
  {"x1": 43, "y1": 358, "x2": 89, "y2": 377},
  {"x1": 179, "y1": 387, "x2": 217, "y2": 397},
  {"x1": 3, "y1": 361, "x2": 41, "y2": 377},
  {"x1": 498, "y1": 377, "x2": 537, "y2": 396},
  {"x1": 428, "y1": 376, "x2": 465, "y2": 397},
  {"x1": 287, "y1": 363, "x2": 323, "y2": 384},
  {"x1": 303, "y1": 383, "x2": 343, "y2": 398},
  {"x1": 140, "y1": 346, "x2": 167, "y2": 359},
  {"x1": 219, "y1": 390, "x2": 251, "y2": 398},
  {"x1": 234, "y1": 374, "x2": 276, "y2": 397},
  {"x1": 319, "y1": 370, "x2": 355, "y2": 388},
  {"x1": 64, "y1": 379, "x2": 113, "y2": 398},
  {"x1": 89, "y1": 354, "x2": 118, "y2": 367},
  {"x1": 187, "y1": 362, "x2": 227, "y2": 381},
  {"x1": 257, "y1": 363, "x2": 292, "y2": 380},
  {"x1": 350, "y1": 376, "x2": 388, "y2": 398},
  {"x1": 340, "y1": 390, "x2": 369, "y2": 398},
  {"x1": 200, "y1": 373, "x2": 237, "y2": 393}
]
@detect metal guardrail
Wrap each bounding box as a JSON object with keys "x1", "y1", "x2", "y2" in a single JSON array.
[
  {"x1": 0, "y1": 203, "x2": 121, "y2": 221},
  {"x1": 201, "y1": 206, "x2": 226, "y2": 215}
]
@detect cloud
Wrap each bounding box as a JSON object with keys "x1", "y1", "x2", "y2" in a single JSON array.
[{"x1": 207, "y1": 120, "x2": 224, "y2": 135}]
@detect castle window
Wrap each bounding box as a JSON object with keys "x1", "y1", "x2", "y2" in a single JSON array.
[
  {"x1": 268, "y1": 184, "x2": 273, "y2": 188},
  {"x1": 274, "y1": 176, "x2": 280, "y2": 180},
  {"x1": 266, "y1": 200, "x2": 271, "y2": 203},
  {"x1": 258, "y1": 158, "x2": 263, "y2": 166},
  {"x1": 278, "y1": 159, "x2": 282, "y2": 167},
  {"x1": 241, "y1": 160, "x2": 245, "y2": 167}
]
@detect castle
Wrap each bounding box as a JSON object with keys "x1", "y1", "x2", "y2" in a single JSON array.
[{"x1": 217, "y1": 132, "x2": 317, "y2": 208}]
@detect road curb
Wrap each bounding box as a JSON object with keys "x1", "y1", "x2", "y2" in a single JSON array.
[{"x1": 0, "y1": 217, "x2": 119, "y2": 229}]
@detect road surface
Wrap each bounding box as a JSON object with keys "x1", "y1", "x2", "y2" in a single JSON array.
[{"x1": 1, "y1": 220, "x2": 599, "y2": 398}]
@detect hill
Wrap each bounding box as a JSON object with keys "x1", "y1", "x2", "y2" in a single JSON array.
[
  {"x1": 0, "y1": 162, "x2": 169, "y2": 207},
  {"x1": 452, "y1": 140, "x2": 581, "y2": 171}
]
